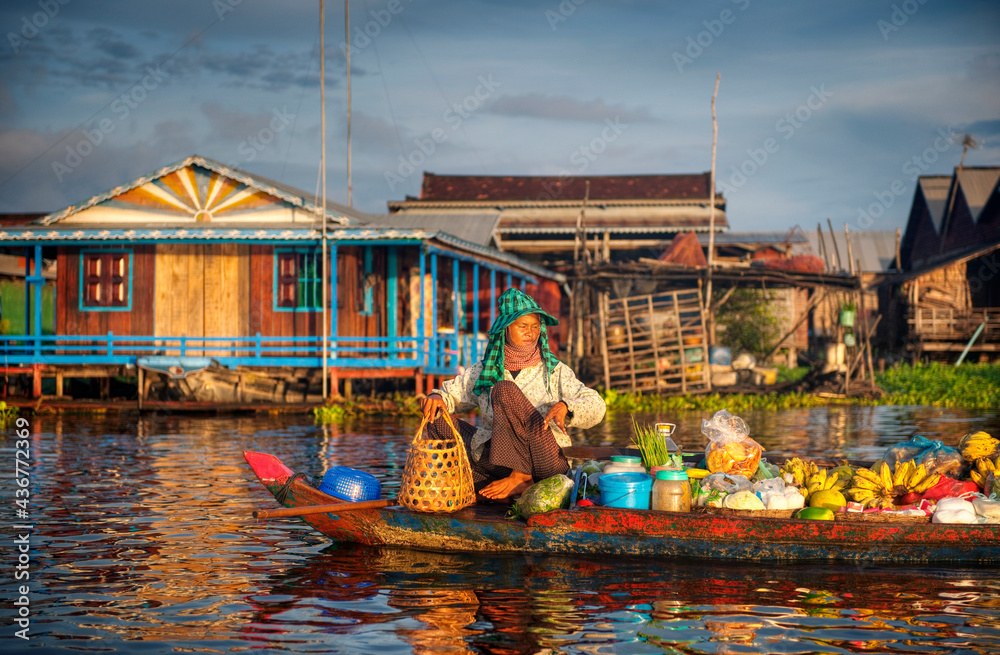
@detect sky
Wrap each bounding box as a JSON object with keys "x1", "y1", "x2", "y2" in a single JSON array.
[{"x1": 0, "y1": 0, "x2": 998, "y2": 236}]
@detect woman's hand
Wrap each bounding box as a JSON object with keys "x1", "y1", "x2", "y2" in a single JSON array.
[
  {"x1": 543, "y1": 401, "x2": 569, "y2": 433},
  {"x1": 420, "y1": 393, "x2": 446, "y2": 421}
]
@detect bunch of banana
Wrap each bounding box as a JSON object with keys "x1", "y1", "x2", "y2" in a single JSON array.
[
  {"x1": 847, "y1": 463, "x2": 896, "y2": 509},
  {"x1": 804, "y1": 466, "x2": 846, "y2": 500},
  {"x1": 959, "y1": 431, "x2": 999, "y2": 463},
  {"x1": 899, "y1": 461, "x2": 940, "y2": 496},
  {"x1": 970, "y1": 455, "x2": 1000, "y2": 488},
  {"x1": 846, "y1": 461, "x2": 940, "y2": 509},
  {"x1": 780, "y1": 457, "x2": 809, "y2": 488}
]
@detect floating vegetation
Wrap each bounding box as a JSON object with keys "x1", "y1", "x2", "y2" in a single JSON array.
[
  {"x1": 0, "y1": 401, "x2": 18, "y2": 426},
  {"x1": 878, "y1": 362, "x2": 1000, "y2": 410},
  {"x1": 603, "y1": 363, "x2": 1000, "y2": 413},
  {"x1": 312, "y1": 403, "x2": 346, "y2": 424}
]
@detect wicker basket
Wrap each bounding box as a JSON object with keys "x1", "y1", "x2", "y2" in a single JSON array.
[{"x1": 398, "y1": 413, "x2": 476, "y2": 513}]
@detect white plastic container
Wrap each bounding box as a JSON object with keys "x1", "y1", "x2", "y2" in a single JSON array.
[{"x1": 603, "y1": 455, "x2": 645, "y2": 476}]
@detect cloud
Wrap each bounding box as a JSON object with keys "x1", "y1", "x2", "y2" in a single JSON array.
[
  {"x1": 88, "y1": 26, "x2": 142, "y2": 60},
  {"x1": 487, "y1": 93, "x2": 659, "y2": 123},
  {"x1": 201, "y1": 103, "x2": 281, "y2": 142}
]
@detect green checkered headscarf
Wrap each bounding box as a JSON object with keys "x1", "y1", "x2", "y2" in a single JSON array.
[{"x1": 473, "y1": 289, "x2": 560, "y2": 396}]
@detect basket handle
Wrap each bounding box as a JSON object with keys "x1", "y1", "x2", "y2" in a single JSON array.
[{"x1": 413, "y1": 410, "x2": 464, "y2": 445}]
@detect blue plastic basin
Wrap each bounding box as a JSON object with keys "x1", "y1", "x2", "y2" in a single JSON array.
[
  {"x1": 598, "y1": 472, "x2": 652, "y2": 509},
  {"x1": 318, "y1": 466, "x2": 382, "y2": 502}
]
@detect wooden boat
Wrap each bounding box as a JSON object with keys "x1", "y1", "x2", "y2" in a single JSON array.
[{"x1": 244, "y1": 450, "x2": 1000, "y2": 565}]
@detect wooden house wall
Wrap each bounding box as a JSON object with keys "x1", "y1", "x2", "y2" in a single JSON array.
[
  {"x1": 248, "y1": 244, "x2": 317, "y2": 340},
  {"x1": 56, "y1": 245, "x2": 156, "y2": 336},
  {"x1": 154, "y1": 244, "x2": 250, "y2": 344}
]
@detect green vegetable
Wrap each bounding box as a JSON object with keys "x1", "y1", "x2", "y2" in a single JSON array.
[
  {"x1": 630, "y1": 415, "x2": 676, "y2": 469},
  {"x1": 513, "y1": 474, "x2": 574, "y2": 520}
]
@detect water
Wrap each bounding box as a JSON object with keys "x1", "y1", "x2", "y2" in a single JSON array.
[{"x1": 2, "y1": 406, "x2": 1000, "y2": 653}]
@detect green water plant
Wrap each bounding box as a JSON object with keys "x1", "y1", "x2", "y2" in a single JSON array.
[
  {"x1": 0, "y1": 401, "x2": 17, "y2": 426},
  {"x1": 313, "y1": 403, "x2": 346, "y2": 424}
]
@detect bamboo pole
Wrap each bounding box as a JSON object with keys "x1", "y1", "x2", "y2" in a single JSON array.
[
  {"x1": 623, "y1": 300, "x2": 637, "y2": 392},
  {"x1": 598, "y1": 291, "x2": 611, "y2": 392},
  {"x1": 844, "y1": 224, "x2": 856, "y2": 276},
  {"x1": 826, "y1": 218, "x2": 842, "y2": 271},
  {"x1": 253, "y1": 498, "x2": 395, "y2": 519},
  {"x1": 705, "y1": 73, "x2": 721, "y2": 345}
]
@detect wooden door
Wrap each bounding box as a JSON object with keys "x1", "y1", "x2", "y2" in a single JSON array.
[{"x1": 154, "y1": 243, "x2": 250, "y2": 356}]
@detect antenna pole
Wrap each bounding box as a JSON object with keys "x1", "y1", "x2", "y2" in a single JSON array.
[
  {"x1": 346, "y1": 0, "x2": 352, "y2": 207},
  {"x1": 320, "y1": 0, "x2": 329, "y2": 398}
]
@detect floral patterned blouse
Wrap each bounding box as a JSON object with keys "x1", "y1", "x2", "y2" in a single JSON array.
[{"x1": 432, "y1": 360, "x2": 607, "y2": 461}]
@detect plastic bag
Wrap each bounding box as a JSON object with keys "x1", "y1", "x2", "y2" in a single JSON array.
[
  {"x1": 877, "y1": 436, "x2": 934, "y2": 470},
  {"x1": 514, "y1": 474, "x2": 574, "y2": 519},
  {"x1": 752, "y1": 459, "x2": 780, "y2": 482},
  {"x1": 702, "y1": 472, "x2": 752, "y2": 494},
  {"x1": 921, "y1": 476, "x2": 980, "y2": 502},
  {"x1": 913, "y1": 441, "x2": 966, "y2": 479},
  {"x1": 701, "y1": 409, "x2": 763, "y2": 477}
]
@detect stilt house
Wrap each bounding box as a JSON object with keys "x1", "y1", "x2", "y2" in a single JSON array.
[{"x1": 0, "y1": 156, "x2": 563, "y2": 402}]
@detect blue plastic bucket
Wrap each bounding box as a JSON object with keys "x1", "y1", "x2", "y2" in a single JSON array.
[
  {"x1": 598, "y1": 472, "x2": 652, "y2": 509},
  {"x1": 318, "y1": 466, "x2": 382, "y2": 502},
  {"x1": 709, "y1": 346, "x2": 732, "y2": 366}
]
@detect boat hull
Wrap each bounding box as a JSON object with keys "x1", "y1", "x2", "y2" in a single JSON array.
[{"x1": 244, "y1": 451, "x2": 1000, "y2": 564}]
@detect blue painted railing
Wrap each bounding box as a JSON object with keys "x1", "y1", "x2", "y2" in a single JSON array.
[{"x1": 0, "y1": 332, "x2": 489, "y2": 375}]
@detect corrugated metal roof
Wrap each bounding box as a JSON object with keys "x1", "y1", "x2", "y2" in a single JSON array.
[
  {"x1": 918, "y1": 176, "x2": 950, "y2": 234},
  {"x1": 363, "y1": 212, "x2": 500, "y2": 247},
  {"x1": 416, "y1": 172, "x2": 716, "y2": 202},
  {"x1": 806, "y1": 228, "x2": 898, "y2": 273},
  {"x1": 696, "y1": 231, "x2": 807, "y2": 246},
  {"x1": 957, "y1": 168, "x2": 1000, "y2": 223}
]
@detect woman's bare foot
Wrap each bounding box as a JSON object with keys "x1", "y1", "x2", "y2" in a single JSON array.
[{"x1": 479, "y1": 470, "x2": 533, "y2": 501}]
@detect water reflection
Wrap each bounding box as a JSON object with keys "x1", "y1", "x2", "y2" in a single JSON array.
[{"x1": 1, "y1": 408, "x2": 998, "y2": 653}]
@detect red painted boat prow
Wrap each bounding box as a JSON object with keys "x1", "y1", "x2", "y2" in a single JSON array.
[{"x1": 243, "y1": 450, "x2": 1000, "y2": 565}]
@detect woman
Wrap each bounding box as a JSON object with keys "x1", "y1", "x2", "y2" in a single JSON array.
[{"x1": 420, "y1": 288, "x2": 606, "y2": 501}]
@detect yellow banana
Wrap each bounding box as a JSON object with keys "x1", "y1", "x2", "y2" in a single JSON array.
[
  {"x1": 972, "y1": 470, "x2": 985, "y2": 487},
  {"x1": 913, "y1": 473, "x2": 941, "y2": 493},
  {"x1": 892, "y1": 461, "x2": 909, "y2": 488},
  {"x1": 855, "y1": 468, "x2": 881, "y2": 484},
  {"x1": 907, "y1": 463, "x2": 928, "y2": 489},
  {"x1": 851, "y1": 476, "x2": 880, "y2": 490},
  {"x1": 879, "y1": 462, "x2": 894, "y2": 491}
]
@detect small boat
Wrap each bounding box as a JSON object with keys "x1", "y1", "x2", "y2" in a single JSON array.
[{"x1": 244, "y1": 450, "x2": 1000, "y2": 565}]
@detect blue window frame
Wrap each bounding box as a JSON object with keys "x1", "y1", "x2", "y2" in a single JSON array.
[
  {"x1": 80, "y1": 249, "x2": 132, "y2": 311},
  {"x1": 275, "y1": 248, "x2": 322, "y2": 311}
]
